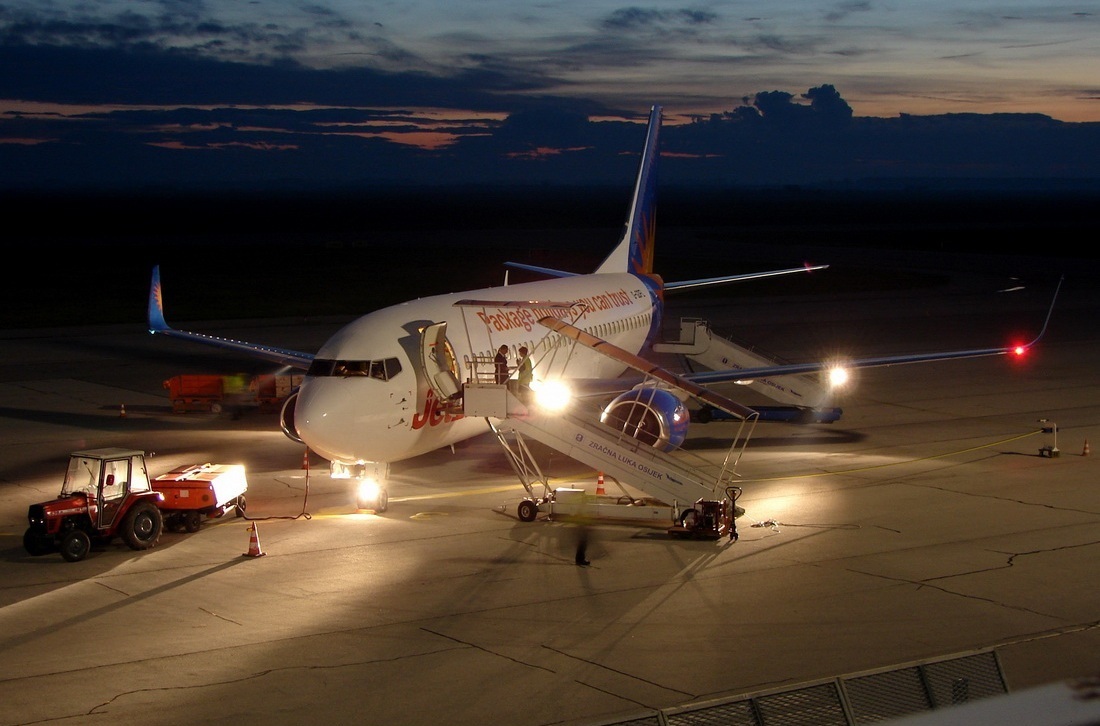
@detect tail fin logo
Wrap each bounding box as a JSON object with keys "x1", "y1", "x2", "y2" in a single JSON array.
[{"x1": 629, "y1": 210, "x2": 656, "y2": 276}]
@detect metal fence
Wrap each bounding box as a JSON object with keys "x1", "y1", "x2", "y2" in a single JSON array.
[{"x1": 591, "y1": 649, "x2": 1006, "y2": 726}]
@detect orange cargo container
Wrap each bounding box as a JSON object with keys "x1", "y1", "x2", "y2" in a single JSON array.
[{"x1": 163, "y1": 374, "x2": 224, "y2": 413}]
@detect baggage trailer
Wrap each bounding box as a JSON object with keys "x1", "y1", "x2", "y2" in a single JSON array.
[{"x1": 153, "y1": 463, "x2": 248, "y2": 533}]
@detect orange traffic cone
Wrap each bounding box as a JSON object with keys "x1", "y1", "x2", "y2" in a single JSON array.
[
  {"x1": 1083, "y1": 439, "x2": 1090, "y2": 457},
  {"x1": 596, "y1": 472, "x2": 605, "y2": 495},
  {"x1": 119, "y1": 403, "x2": 126, "y2": 418},
  {"x1": 242, "y1": 522, "x2": 266, "y2": 558}
]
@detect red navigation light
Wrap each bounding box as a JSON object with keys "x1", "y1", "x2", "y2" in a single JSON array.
[{"x1": 1012, "y1": 344, "x2": 1027, "y2": 357}]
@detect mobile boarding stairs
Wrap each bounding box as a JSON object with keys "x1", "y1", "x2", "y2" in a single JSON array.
[{"x1": 451, "y1": 310, "x2": 763, "y2": 527}]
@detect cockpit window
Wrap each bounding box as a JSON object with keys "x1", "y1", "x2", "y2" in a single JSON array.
[{"x1": 308, "y1": 357, "x2": 401, "y2": 381}]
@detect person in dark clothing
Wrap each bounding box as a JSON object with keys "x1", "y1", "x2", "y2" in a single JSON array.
[
  {"x1": 575, "y1": 526, "x2": 590, "y2": 566},
  {"x1": 494, "y1": 345, "x2": 509, "y2": 384}
]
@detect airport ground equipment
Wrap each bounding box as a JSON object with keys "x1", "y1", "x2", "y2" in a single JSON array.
[
  {"x1": 665, "y1": 487, "x2": 742, "y2": 540},
  {"x1": 23, "y1": 448, "x2": 167, "y2": 562},
  {"x1": 23, "y1": 448, "x2": 247, "y2": 562},
  {"x1": 438, "y1": 305, "x2": 759, "y2": 538},
  {"x1": 163, "y1": 373, "x2": 301, "y2": 413},
  {"x1": 153, "y1": 462, "x2": 248, "y2": 532},
  {"x1": 164, "y1": 374, "x2": 226, "y2": 412},
  {"x1": 537, "y1": 486, "x2": 742, "y2": 540}
]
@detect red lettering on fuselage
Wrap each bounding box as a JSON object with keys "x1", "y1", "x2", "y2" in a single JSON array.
[
  {"x1": 411, "y1": 389, "x2": 464, "y2": 430},
  {"x1": 473, "y1": 289, "x2": 633, "y2": 337}
]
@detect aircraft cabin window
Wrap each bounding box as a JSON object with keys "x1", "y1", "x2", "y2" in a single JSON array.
[{"x1": 307, "y1": 358, "x2": 402, "y2": 381}]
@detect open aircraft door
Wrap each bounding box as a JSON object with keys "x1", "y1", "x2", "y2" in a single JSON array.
[{"x1": 418, "y1": 322, "x2": 462, "y2": 402}]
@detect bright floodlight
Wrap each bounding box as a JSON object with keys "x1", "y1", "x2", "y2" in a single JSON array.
[
  {"x1": 533, "y1": 380, "x2": 571, "y2": 411},
  {"x1": 357, "y1": 478, "x2": 380, "y2": 502},
  {"x1": 828, "y1": 366, "x2": 849, "y2": 388}
]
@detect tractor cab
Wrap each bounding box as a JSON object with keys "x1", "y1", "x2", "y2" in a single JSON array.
[{"x1": 63, "y1": 449, "x2": 153, "y2": 528}]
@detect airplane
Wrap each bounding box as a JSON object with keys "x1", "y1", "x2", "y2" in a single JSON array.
[{"x1": 147, "y1": 104, "x2": 1056, "y2": 511}]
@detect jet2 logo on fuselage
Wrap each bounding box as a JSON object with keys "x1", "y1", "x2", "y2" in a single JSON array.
[{"x1": 411, "y1": 389, "x2": 464, "y2": 429}]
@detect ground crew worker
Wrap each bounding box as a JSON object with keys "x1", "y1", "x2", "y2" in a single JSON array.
[{"x1": 516, "y1": 346, "x2": 533, "y2": 399}]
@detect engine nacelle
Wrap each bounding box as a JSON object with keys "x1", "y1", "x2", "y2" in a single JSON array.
[
  {"x1": 279, "y1": 392, "x2": 304, "y2": 444},
  {"x1": 600, "y1": 388, "x2": 689, "y2": 452}
]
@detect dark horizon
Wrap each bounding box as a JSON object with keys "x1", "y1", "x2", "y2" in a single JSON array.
[{"x1": 4, "y1": 185, "x2": 1095, "y2": 331}]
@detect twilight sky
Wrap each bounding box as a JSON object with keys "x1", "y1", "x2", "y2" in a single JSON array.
[{"x1": 2, "y1": 0, "x2": 1098, "y2": 191}]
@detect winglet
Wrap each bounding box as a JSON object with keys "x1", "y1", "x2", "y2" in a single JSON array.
[
  {"x1": 1021, "y1": 274, "x2": 1063, "y2": 351},
  {"x1": 148, "y1": 265, "x2": 169, "y2": 333}
]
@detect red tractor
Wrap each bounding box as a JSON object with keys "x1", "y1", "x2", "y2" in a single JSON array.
[{"x1": 23, "y1": 448, "x2": 165, "y2": 562}]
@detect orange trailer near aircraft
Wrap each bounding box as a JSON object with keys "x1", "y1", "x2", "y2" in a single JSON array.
[{"x1": 153, "y1": 462, "x2": 248, "y2": 533}]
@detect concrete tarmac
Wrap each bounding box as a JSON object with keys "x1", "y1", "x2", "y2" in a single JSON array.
[{"x1": 0, "y1": 251, "x2": 1097, "y2": 726}]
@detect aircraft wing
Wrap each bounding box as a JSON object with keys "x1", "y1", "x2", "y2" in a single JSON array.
[
  {"x1": 502, "y1": 262, "x2": 830, "y2": 288},
  {"x1": 680, "y1": 274, "x2": 1062, "y2": 386},
  {"x1": 682, "y1": 346, "x2": 1023, "y2": 386},
  {"x1": 663, "y1": 264, "x2": 829, "y2": 292},
  {"x1": 547, "y1": 274, "x2": 1061, "y2": 397},
  {"x1": 147, "y1": 266, "x2": 315, "y2": 370}
]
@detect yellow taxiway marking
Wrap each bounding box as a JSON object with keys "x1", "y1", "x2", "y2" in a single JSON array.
[{"x1": 390, "y1": 484, "x2": 520, "y2": 503}]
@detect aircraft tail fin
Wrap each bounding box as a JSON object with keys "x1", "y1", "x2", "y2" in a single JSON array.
[
  {"x1": 148, "y1": 264, "x2": 169, "y2": 332},
  {"x1": 595, "y1": 105, "x2": 661, "y2": 276}
]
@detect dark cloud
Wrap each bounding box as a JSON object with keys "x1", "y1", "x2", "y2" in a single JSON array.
[
  {"x1": 600, "y1": 7, "x2": 719, "y2": 31},
  {"x1": 824, "y1": 2, "x2": 873, "y2": 23},
  {"x1": 0, "y1": 1, "x2": 362, "y2": 63},
  {"x1": 0, "y1": 43, "x2": 548, "y2": 107},
  {"x1": 0, "y1": 40, "x2": 1098, "y2": 193}
]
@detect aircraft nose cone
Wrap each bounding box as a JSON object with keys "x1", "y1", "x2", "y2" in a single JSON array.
[
  {"x1": 294, "y1": 380, "x2": 358, "y2": 463},
  {"x1": 293, "y1": 378, "x2": 413, "y2": 464}
]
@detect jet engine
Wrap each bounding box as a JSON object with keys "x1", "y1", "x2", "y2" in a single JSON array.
[
  {"x1": 600, "y1": 387, "x2": 689, "y2": 452},
  {"x1": 280, "y1": 392, "x2": 304, "y2": 444}
]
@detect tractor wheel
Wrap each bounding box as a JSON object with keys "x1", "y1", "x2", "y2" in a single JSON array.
[
  {"x1": 679, "y1": 508, "x2": 700, "y2": 529},
  {"x1": 234, "y1": 495, "x2": 247, "y2": 517},
  {"x1": 183, "y1": 511, "x2": 202, "y2": 533},
  {"x1": 517, "y1": 499, "x2": 538, "y2": 522},
  {"x1": 60, "y1": 530, "x2": 92, "y2": 562},
  {"x1": 375, "y1": 488, "x2": 389, "y2": 514},
  {"x1": 122, "y1": 501, "x2": 164, "y2": 550},
  {"x1": 23, "y1": 528, "x2": 53, "y2": 556}
]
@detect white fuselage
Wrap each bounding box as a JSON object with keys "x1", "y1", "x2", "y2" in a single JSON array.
[{"x1": 293, "y1": 272, "x2": 660, "y2": 466}]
